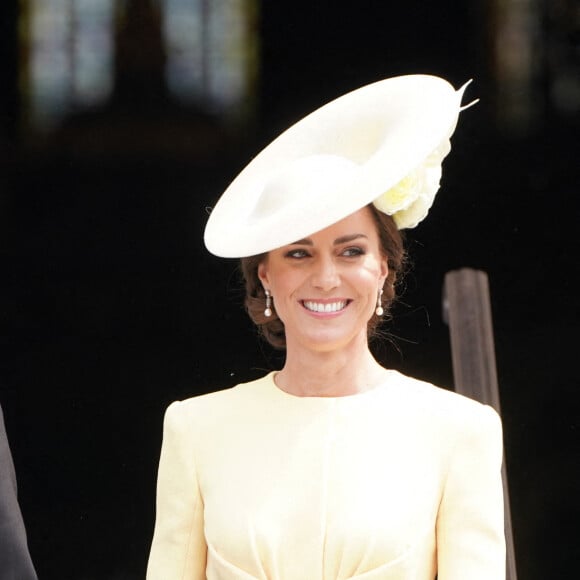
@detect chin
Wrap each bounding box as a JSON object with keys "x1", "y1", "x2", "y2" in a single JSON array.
[{"x1": 296, "y1": 329, "x2": 365, "y2": 353}]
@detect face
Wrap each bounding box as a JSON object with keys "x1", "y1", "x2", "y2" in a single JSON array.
[{"x1": 258, "y1": 207, "x2": 389, "y2": 354}]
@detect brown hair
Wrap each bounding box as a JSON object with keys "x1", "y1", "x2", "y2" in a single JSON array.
[{"x1": 239, "y1": 205, "x2": 406, "y2": 349}]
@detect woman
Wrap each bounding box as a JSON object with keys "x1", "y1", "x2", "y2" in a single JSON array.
[{"x1": 147, "y1": 75, "x2": 506, "y2": 579}]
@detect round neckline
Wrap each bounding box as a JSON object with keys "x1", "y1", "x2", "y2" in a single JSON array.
[{"x1": 266, "y1": 370, "x2": 396, "y2": 401}]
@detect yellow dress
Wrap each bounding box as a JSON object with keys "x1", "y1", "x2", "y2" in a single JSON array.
[{"x1": 147, "y1": 371, "x2": 505, "y2": 579}]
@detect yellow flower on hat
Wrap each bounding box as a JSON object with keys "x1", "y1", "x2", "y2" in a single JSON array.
[{"x1": 372, "y1": 139, "x2": 451, "y2": 229}]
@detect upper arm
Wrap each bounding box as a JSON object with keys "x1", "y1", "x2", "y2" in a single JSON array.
[
  {"x1": 147, "y1": 401, "x2": 207, "y2": 580},
  {"x1": 0, "y1": 406, "x2": 38, "y2": 580},
  {"x1": 436, "y1": 405, "x2": 506, "y2": 580}
]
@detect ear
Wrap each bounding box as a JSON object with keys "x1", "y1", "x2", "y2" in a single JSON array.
[
  {"x1": 257, "y1": 260, "x2": 270, "y2": 287},
  {"x1": 379, "y1": 255, "x2": 389, "y2": 287}
]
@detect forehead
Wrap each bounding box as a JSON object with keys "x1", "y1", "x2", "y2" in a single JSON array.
[{"x1": 298, "y1": 206, "x2": 379, "y2": 243}]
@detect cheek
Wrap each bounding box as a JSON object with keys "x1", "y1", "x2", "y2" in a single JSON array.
[
  {"x1": 269, "y1": 272, "x2": 297, "y2": 304},
  {"x1": 360, "y1": 259, "x2": 385, "y2": 286}
]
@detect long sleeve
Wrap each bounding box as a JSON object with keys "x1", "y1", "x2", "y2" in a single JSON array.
[
  {"x1": 0, "y1": 404, "x2": 38, "y2": 580},
  {"x1": 147, "y1": 401, "x2": 207, "y2": 580},
  {"x1": 436, "y1": 404, "x2": 506, "y2": 580}
]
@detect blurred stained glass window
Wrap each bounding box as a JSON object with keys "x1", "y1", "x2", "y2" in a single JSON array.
[
  {"x1": 488, "y1": 0, "x2": 580, "y2": 131},
  {"x1": 21, "y1": 0, "x2": 115, "y2": 130},
  {"x1": 161, "y1": 0, "x2": 258, "y2": 114},
  {"x1": 20, "y1": 0, "x2": 258, "y2": 132}
]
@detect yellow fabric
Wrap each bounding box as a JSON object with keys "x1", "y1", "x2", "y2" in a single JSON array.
[{"x1": 147, "y1": 371, "x2": 505, "y2": 579}]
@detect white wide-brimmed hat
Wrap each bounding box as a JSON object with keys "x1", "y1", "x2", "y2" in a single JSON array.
[{"x1": 204, "y1": 74, "x2": 474, "y2": 258}]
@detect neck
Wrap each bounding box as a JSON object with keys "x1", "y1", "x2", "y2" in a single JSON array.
[{"x1": 275, "y1": 335, "x2": 387, "y2": 397}]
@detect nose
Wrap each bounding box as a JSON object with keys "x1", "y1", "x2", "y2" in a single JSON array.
[{"x1": 311, "y1": 255, "x2": 340, "y2": 291}]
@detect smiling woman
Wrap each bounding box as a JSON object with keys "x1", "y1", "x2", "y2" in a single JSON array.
[
  {"x1": 257, "y1": 208, "x2": 389, "y2": 360},
  {"x1": 146, "y1": 75, "x2": 506, "y2": 579},
  {"x1": 242, "y1": 205, "x2": 404, "y2": 349}
]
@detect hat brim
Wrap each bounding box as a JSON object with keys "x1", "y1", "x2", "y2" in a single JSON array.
[{"x1": 204, "y1": 74, "x2": 467, "y2": 258}]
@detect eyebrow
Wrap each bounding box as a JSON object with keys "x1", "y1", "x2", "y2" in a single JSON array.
[{"x1": 290, "y1": 233, "x2": 369, "y2": 246}]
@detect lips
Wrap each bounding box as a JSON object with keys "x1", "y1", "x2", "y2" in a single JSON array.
[{"x1": 302, "y1": 300, "x2": 349, "y2": 313}]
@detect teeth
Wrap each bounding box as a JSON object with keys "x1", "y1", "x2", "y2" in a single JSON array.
[{"x1": 303, "y1": 301, "x2": 347, "y2": 313}]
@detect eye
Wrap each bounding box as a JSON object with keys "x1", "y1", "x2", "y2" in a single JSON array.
[
  {"x1": 342, "y1": 246, "x2": 365, "y2": 257},
  {"x1": 285, "y1": 248, "x2": 311, "y2": 259}
]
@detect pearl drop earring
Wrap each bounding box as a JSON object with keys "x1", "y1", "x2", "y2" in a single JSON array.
[
  {"x1": 264, "y1": 289, "x2": 272, "y2": 317},
  {"x1": 376, "y1": 288, "x2": 384, "y2": 316}
]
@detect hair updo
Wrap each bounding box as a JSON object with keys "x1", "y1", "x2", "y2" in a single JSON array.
[{"x1": 239, "y1": 205, "x2": 406, "y2": 349}]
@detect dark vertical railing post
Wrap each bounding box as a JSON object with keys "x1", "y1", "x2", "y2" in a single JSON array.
[{"x1": 443, "y1": 268, "x2": 518, "y2": 580}]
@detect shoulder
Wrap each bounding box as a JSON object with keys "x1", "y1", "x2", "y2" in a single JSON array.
[
  {"x1": 387, "y1": 371, "x2": 502, "y2": 440},
  {"x1": 163, "y1": 372, "x2": 275, "y2": 428}
]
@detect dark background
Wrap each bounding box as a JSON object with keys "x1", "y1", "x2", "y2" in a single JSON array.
[{"x1": 1, "y1": 1, "x2": 579, "y2": 578}]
